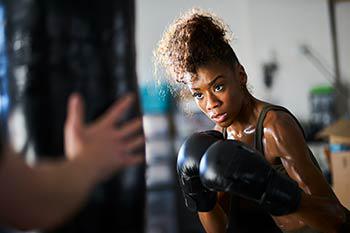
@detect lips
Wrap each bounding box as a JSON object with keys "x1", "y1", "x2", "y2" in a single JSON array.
[{"x1": 210, "y1": 112, "x2": 228, "y2": 123}]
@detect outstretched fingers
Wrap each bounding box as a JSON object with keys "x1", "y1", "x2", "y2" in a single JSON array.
[
  {"x1": 116, "y1": 118, "x2": 143, "y2": 139},
  {"x1": 124, "y1": 135, "x2": 145, "y2": 154},
  {"x1": 95, "y1": 94, "x2": 135, "y2": 128},
  {"x1": 65, "y1": 93, "x2": 85, "y2": 133},
  {"x1": 121, "y1": 153, "x2": 144, "y2": 167}
]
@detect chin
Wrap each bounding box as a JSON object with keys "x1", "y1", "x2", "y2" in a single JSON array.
[{"x1": 217, "y1": 120, "x2": 232, "y2": 128}]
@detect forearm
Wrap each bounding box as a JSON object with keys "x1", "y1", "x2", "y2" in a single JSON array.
[
  {"x1": 294, "y1": 192, "x2": 347, "y2": 233},
  {"x1": 0, "y1": 155, "x2": 100, "y2": 230},
  {"x1": 198, "y1": 203, "x2": 228, "y2": 233}
]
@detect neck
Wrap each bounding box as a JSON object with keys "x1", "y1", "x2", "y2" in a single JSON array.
[{"x1": 227, "y1": 92, "x2": 260, "y2": 138}]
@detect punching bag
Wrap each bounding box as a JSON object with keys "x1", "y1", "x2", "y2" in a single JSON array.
[{"x1": 4, "y1": 0, "x2": 145, "y2": 232}]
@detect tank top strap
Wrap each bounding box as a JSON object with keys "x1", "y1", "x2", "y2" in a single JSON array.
[
  {"x1": 254, "y1": 104, "x2": 305, "y2": 154},
  {"x1": 254, "y1": 104, "x2": 321, "y2": 171}
]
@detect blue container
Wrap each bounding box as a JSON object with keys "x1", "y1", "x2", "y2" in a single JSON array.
[
  {"x1": 329, "y1": 144, "x2": 350, "y2": 153},
  {"x1": 140, "y1": 82, "x2": 173, "y2": 115}
]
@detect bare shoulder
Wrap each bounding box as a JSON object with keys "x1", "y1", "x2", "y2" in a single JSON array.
[
  {"x1": 263, "y1": 109, "x2": 304, "y2": 142},
  {"x1": 263, "y1": 109, "x2": 297, "y2": 126},
  {"x1": 261, "y1": 109, "x2": 309, "y2": 164}
]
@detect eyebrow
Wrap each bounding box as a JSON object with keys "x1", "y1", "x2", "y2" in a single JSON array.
[{"x1": 191, "y1": 75, "x2": 225, "y2": 90}]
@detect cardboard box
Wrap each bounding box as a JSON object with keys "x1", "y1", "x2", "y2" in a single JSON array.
[
  {"x1": 330, "y1": 152, "x2": 350, "y2": 209},
  {"x1": 318, "y1": 119, "x2": 350, "y2": 209}
]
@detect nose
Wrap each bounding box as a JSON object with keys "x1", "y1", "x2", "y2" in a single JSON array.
[{"x1": 206, "y1": 93, "x2": 220, "y2": 111}]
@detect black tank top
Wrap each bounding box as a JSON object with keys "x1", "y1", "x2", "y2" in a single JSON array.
[{"x1": 225, "y1": 104, "x2": 321, "y2": 233}]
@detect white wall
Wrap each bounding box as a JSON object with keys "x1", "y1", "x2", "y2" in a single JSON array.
[
  {"x1": 136, "y1": 0, "x2": 349, "y2": 121},
  {"x1": 246, "y1": 0, "x2": 334, "y2": 120},
  {"x1": 136, "y1": 0, "x2": 254, "y2": 85},
  {"x1": 336, "y1": 2, "x2": 350, "y2": 113}
]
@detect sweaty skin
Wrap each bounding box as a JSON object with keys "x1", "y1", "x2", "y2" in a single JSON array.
[{"x1": 188, "y1": 61, "x2": 347, "y2": 233}]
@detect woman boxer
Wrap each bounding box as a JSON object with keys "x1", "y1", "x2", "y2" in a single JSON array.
[{"x1": 154, "y1": 8, "x2": 349, "y2": 233}]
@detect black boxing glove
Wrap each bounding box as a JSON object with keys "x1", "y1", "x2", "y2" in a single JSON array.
[
  {"x1": 177, "y1": 130, "x2": 223, "y2": 212},
  {"x1": 199, "y1": 139, "x2": 302, "y2": 216}
]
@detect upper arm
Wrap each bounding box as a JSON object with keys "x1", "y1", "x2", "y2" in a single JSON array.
[
  {"x1": 263, "y1": 111, "x2": 334, "y2": 197},
  {"x1": 217, "y1": 192, "x2": 230, "y2": 215}
]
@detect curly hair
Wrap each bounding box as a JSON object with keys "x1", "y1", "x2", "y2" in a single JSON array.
[{"x1": 154, "y1": 8, "x2": 240, "y2": 84}]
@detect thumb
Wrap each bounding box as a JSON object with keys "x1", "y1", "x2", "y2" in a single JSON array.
[{"x1": 66, "y1": 93, "x2": 85, "y2": 132}]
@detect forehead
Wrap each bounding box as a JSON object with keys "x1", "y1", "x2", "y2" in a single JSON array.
[
  {"x1": 197, "y1": 62, "x2": 228, "y2": 77},
  {"x1": 187, "y1": 62, "x2": 234, "y2": 88}
]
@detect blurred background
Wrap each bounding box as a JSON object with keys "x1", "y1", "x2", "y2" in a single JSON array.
[
  {"x1": 0, "y1": 0, "x2": 349, "y2": 233},
  {"x1": 137, "y1": 0, "x2": 350, "y2": 233}
]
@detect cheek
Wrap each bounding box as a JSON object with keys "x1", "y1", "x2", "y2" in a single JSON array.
[
  {"x1": 194, "y1": 99, "x2": 213, "y2": 120},
  {"x1": 196, "y1": 99, "x2": 207, "y2": 113},
  {"x1": 224, "y1": 90, "x2": 242, "y2": 111}
]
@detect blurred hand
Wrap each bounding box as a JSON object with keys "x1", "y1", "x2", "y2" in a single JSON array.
[{"x1": 64, "y1": 93, "x2": 144, "y2": 179}]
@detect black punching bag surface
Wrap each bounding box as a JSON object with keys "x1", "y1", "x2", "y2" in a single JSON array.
[{"x1": 5, "y1": 0, "x2": 145, "y2": 233}]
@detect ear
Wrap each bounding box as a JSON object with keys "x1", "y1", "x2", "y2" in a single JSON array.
[{"x1": 236, "y1": 64, "x2": 247, "y2": 86}]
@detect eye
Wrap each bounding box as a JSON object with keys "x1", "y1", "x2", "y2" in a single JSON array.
[
  {"x1": 192, "y1": 92, "x2": 204, "y2": 100},
  {"x1": 214, "y1": 84, "x2": 224, "y2": 92}
]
